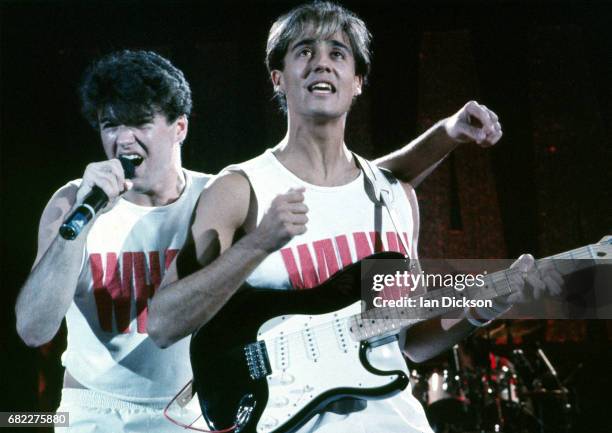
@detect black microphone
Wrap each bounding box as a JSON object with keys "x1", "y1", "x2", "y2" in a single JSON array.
[{"x1": 59, "y1": 157, "x2": 136, "y2": 240}]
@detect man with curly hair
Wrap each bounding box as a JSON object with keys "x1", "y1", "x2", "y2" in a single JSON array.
[{"x1": 15, "y1": 50, "x2": 210, "y2": 431}]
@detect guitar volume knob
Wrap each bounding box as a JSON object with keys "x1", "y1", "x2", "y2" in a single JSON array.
[
  {"x1": 272, "y1": 396, "x2": 289, "y2": 407},
  {"x1": 280, "y1": 373, "x2": 295, "y2": 384},
  {"x1": 260, "y1": 417, "x2": 279, "y2": 429}
]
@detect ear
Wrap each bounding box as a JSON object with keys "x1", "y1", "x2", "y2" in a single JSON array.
[
  {"x1": 271, "y1": 70, "x2": 284, "y2": 94},
  {"x1": 353, "y1": 75, "x2": 363, "y2": 97},
  {"x1": 174, "y1": 115, "x2": 188, "y2": 145}
]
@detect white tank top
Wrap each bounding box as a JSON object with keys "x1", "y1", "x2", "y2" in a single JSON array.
[
  {"x1": 233, "y1": 149, "x2": 419, "y2": 289},
  {"x1": 62, "y1": 169, "x2": 210, "y2": 403},
  {"x1": 232, "y1": 149, "x2": 433, "y2": 433}
]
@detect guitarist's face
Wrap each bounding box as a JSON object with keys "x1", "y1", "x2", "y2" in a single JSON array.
[{"x1": 271, "y1": 29, "x2": 363, "y2": 121}]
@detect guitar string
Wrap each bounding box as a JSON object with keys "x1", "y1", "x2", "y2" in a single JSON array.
[
  {"x1": 264, "y1": 279, "x2": 507, "y2": 367},
  {"x1": 253, "y1": 246, "x2": 605, "y2": 369}
]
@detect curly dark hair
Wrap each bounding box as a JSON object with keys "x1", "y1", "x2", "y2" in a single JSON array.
[{"x1": 79, "y1": 50, "x2": 192, "y2": 129}]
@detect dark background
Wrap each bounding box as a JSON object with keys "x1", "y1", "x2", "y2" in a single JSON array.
[{"x1": 1, "y1": 0, "x2": 611, "y2": 431}]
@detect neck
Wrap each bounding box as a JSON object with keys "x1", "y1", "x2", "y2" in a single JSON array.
[
  {"x1": 273, "y1": 113, "x2": 358, "y2": 186},
  {"x1": 124, "y1": 148, "x2": 186, "y2": 206}
]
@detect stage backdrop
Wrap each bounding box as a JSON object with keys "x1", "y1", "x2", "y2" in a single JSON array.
[{"x1": 1, "y1": 1, "x2": 610, "y2": 431}]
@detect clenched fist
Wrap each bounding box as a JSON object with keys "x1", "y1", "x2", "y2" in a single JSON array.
[
  {"x1": 444, "y1": 100, "x2": 503, "y2": 147},
  {"x1": 252, "y1": 187, "x2": 309, "y2": 253},
  {"x1": 76, "y1": 159, "x2": 133, "y2": 209}
]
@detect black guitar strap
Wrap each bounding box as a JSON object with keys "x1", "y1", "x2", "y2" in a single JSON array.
[{"x1": 352, "y1": 153, "x2": 412, "y2": 259}]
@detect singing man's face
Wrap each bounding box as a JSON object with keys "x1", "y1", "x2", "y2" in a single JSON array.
[
  {"x1": 97, "y1": 110, "x2": 186, "y2": 192},
  {"x1": 272, "y1": 30, "x2": 363, "y2": 120}
]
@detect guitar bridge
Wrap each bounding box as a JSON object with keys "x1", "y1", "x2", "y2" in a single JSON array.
[{"x1": 244, "y1": 341, "x2": 271, "y2": 380}]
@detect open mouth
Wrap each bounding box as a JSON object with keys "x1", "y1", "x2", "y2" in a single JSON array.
[
  {"x1": 119, "y1": 154, "x2": 144, "y2": 167},
  {"x1": 307, "y1": 81, "x2": 336, "y2": 94}
]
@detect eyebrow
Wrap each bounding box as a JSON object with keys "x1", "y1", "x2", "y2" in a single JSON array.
[{"x1": 291, "y1": 38, "x2": 352, "y2": 53}]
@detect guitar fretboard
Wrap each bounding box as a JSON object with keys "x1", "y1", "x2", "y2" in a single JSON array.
[{"x1": 348, "y1": 242, "x2": 610, "y2": 341}]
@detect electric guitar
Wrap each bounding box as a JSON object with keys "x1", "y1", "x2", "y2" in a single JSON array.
[{"x1": 190, "y1": 237, "x2": 611, "y2": 433}]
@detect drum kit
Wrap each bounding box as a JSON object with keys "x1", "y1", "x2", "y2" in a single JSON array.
[{"x1": 408, "y1": 322, "x2": 574, "y2": 433}]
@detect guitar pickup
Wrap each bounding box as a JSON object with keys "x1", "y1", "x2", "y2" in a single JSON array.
[{"x1": 244, "y1": 341, "x2": 271, "y2": 380}]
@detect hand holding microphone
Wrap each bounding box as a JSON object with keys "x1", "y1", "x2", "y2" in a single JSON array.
[{"x1": 59, "y1": 156, "x2": 137, "y2": 240}]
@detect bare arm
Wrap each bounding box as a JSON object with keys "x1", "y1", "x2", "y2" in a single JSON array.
[
  {"x1": 375, "y1": 100, "x2": 503, "y2": 187},
  {"x1": 403, "y1": 264, "x2": 559, "y2": 363},
  {"x1": 400, "y1": 177, "x2": 562, "y2": 362},
  {"x1": 148, "y1": 173, "x2": 308, "y2": 348},
  {"x1": 15, "y1": 159, "x2": 130, "y2": 347},
  {"x1": 395, "y1": 180, "x2": 495, "y2": 362},
  {"x1": 15, "y1": 185, "x2": 84, "y2": 347}
]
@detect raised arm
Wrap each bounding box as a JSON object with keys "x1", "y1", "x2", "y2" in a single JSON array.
[
  {"x1": 375, "y1": 100, "x2": 502, "y2": 187},
  {"x1": 16, "y1": 159, "x2": 128, "y2": 347},
  {"x1": 147, "y1": 172, "x2": 308, "y2": 348},
  {"x1": 15, "y1": 184, "x2": 82, "y2": 347}
]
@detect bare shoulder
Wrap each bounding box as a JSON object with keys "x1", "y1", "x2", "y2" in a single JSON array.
[
  {"x1": 187, "y1": 170, "x2": 254, "y2": 261},
  {"x1": 399, "y1": 180, "x2": 417, "y2": 202},
  {"x1": 161, "y1": 171, "x2": 253, "y2": 282},
  {"x1": 192, "y1": 171, "x2": 251, "y2": 232},
  {"x1": 42, "y1": 182, "x2": 79, "y2": 222}
]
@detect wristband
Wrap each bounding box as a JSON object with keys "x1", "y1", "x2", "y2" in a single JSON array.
[
  {"x1": 475, "y1": 298, "x2": 512, "y2": 321},
  {"x1": 464, "y1": 307, "x2": 493, "y2": 328}
]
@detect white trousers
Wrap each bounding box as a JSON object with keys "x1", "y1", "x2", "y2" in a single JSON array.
[{"x1": 55, "y1": 388, "x2": 207, "y2": 433}]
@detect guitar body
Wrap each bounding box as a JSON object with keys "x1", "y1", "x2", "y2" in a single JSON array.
[
  {"x1": 191, "y1": 237, "x2": 612, "y2": 433},
  {"x1": 190, "y1": 252, "x2": 409, "y2": 433}
]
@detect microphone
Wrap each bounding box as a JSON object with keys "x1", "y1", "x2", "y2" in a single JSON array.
[{"x1": 59, "y1": 157, "x2": 136, "y2": 240}]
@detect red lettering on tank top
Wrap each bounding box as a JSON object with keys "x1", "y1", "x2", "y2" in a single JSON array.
[
  {"x1": 164, "y1": 248, "x2": 179, "y2": 270},
  {"x1": 297, "y1": 245, "x2": 319, "y2": 289},
  {"x1": 89, "y1": 253, "x2": 131, "y2": 332},
  {"x1": 92, "y1": 252, "x2": 131, "y2": 334},
  {"x1": 133, "y1": 252, "x2": 149, "y2": 334},
  {"x1": 90, "y1": 249, "x2": 177, "y2": 334},
  {"x1": 334, "y1": 235, "x2": 353, "y2": 267},
  {"x1": 90, "y1": 254, "x2": 113, "y2": 332},
  {"x1": 117, "y1": 252, "x2": 134, "y2": 333},
  {"x1": 386, "y1": 232, "x2": 399, "y2": 253},
  {"x1": 149, "y1": 251, "x2": 162, "y2": 293},
  {"x1": 402, "y1": 233, "x2": 411, "y2": 256},
  {"x1": 386, "y1": 232, "x2": 409, "y2": 255},
  {"x1": 369, "y1": 231, "x2": 384, "y2": 253},
  {"x1": 313, "y1": 239, "x2": 340, "y2": 282},
  {"x1": 353, "y1": 232, "x2": 373, "y2": 260},
  {"x1": 280, "y1": 232, "x2": 412, "y2": 291},
  {"x1": 280, "y1": 248, "x2": 305, "y2": 289},
  {"x1": 279, "y1": 245, "x2": 320, "y2": 290}
]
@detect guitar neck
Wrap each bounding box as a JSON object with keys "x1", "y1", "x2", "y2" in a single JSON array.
[{"x1": 348, "y1": 243, "x2": 604, "y2": 342}]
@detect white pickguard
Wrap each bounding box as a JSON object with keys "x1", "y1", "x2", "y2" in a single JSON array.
[{"x1": 254, "y1": 301, "x2": 402, "y2": 433}]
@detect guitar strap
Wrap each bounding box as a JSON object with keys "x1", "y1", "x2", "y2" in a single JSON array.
[{"x1": 352, "y1": 153, "x2": 412, "y2": 259}]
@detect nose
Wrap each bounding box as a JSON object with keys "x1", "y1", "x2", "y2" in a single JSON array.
[
  {"x1": 312, "y1": 51, "x2": 332, "y2": 74},
  {"x1": 115, "y1": 125, "x2": 136, "y2": 147}
]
